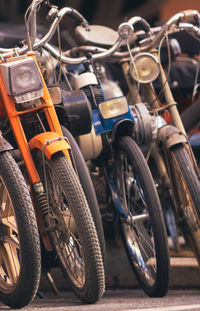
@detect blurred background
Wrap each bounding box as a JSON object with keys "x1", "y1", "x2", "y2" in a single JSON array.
[
  {"x1": 0, "y1": 0, "x2": 200, "y2": 27},
  {"x1": 0, "y1": 0, "x2": 199, "y2": 51}
]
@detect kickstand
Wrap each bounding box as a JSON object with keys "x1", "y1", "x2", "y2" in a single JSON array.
[{"x1": 45, "y1": 271, "x2": 60, "y2": 295}]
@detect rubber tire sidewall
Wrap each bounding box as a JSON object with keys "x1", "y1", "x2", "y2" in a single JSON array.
[
  {"x1": 61, "y1": 126, "x2": 106, "y2": 267},
  {"x1": 0, "y1": 151, "x2": 41, "y2": 308},
  {"x1": 114, "y1": 136, "x2": 169, "y2": 297}
]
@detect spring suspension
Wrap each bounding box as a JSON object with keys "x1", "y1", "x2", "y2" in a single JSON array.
[
  {"x1": 33, "y1": 182, "x2": 50, "y2": 219},
  {"x1": 35, "y1": 192, "x2": 49, "y2": 217}
]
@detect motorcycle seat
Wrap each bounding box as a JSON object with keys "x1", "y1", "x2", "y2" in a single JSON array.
[{"x1": 75, "y1": 25, "x2": 118, "y2": 47}]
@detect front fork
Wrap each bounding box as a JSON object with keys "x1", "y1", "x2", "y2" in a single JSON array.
[
  {"x1": 0, "y1": 60, "x2": 72, "y2": 251},
  {"x1": 103, "y1": 164, "x2": 128, "y2": 221}
]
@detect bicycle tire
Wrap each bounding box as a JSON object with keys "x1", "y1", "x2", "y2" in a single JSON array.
[
  {"x1": 114, "y1": 136, "x2": 169, "y2": 297},
  {"x1": 37, "y1": 152, "x2": 105, "y2": 303},
  {"x1": 0, "y1": 151, "x2": 41, "y2": 308},
  {"x1": 61, "y1": 126, "x2": 106, "y2": 267},
  {"x1": 167, "y1": 144, "x2": 200, "y2": 262}
]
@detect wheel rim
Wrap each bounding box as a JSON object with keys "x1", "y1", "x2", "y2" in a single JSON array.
[
  {"x1": 43, "y1": 160, "x2": 86, "y2": 288},
  {"x1": 0, "y1": 177, "x2": 20, "y2": 293},
  {"x1": 116, "y1": 152, "x2": 157, "y2": 286}
]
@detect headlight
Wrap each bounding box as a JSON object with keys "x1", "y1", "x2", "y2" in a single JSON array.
[
  {"x1": 0, "y1": 55, "x2": 43, "y2": 102},
  {"x1": 99, "y1": 96, "x2": 128, "y2": 119},
  {"x1": 130, "y1": 53, "x2": 160, "y2": 83}
]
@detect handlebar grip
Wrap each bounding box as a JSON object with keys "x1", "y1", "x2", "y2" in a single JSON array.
[{"x1": 182, "y1": 10, "x2": 200, "y2": 23}]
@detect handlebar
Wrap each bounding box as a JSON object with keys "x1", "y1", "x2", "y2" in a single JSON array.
[
  {"x1": 63, "y1": 21, "x2": 200, "y2": 62},
  {"x1": 0, "y1": 6, "x2": 89, "y2": 58},
  {"x1": 0, "y1": 7, "x2": 199, "y2": 63},
  {"x1": 128, "y1": 9, "x2": 200, "y2": 54}
]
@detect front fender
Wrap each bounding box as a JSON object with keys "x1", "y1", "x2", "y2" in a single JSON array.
[
  {"x1": 158, "y1": 125, "x2": 187, "y2": 149},
  {"x1": 112, "y1": 119, "x2": 134, "y2": 142},
  {"x1": 29, "y1": 132, "x2": 71, "y2": 161}
]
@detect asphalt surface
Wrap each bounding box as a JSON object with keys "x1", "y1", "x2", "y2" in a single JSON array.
[{"x1": 1, "y1": 289, "x2": 200, "y2": 311}]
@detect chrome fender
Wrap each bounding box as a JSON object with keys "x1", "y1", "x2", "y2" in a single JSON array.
[{"x1": 158, "y1": 125, "x2": 187, "y2": 149}]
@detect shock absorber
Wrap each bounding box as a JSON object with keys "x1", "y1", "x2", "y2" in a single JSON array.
[
  {"x1": 33, "y1": 182, "x2": 50, "y2": 219},
  {"x1": 33, "y1": 182, "x2": 54, "y2": 251}
]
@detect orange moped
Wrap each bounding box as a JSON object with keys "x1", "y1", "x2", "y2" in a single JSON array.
[{"x1": 0, "y1": 17, "x2": 105, "y2": 305}]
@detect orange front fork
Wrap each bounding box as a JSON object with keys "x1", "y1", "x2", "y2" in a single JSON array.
[
  {"x1": 0, "y1": 53, "x2": 71, "y2": 184},
  {"x1": 0, "y1": 53, "x2": 71, "y2": 250},
  {"x1": 0, "y1": 72, "x2": 41, "y2": 184}
]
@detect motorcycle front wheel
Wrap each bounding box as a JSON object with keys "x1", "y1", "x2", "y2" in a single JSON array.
[
  {"x1": 37, "y1": 152, "x2": 105, "y2": 303},
  {"x1": 0, "y1": 151, "x2": 41, "y2": 308},
  {"x1": 114, "y1": 136, "x2": 169, "y2": 297},
  {"x1": 167, "y1": 144, "x2": 200, "y2": 263},
  {"x1": 61, "y1": 126, "x2": 106, "y2": 267}
]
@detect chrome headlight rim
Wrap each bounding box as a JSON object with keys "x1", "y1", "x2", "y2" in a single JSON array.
[{"x1": 130, "y1": 52, "x2": 160, "y2": 84}]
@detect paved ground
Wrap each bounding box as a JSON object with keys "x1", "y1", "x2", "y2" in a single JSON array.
[
  {"x1": 1, "y1": 289, "x2": 200, "y2": 311},
  {"x1": 2, "y1": 233, "x2": 199, "y2": 310}
]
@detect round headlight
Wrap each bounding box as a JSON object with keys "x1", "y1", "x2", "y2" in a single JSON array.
[{"x1": 130, "y1": 53, "x2": 160, "y2": 83}]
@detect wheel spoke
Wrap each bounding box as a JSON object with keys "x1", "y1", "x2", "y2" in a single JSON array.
[
  {"x1": 1, "y1": 217, "x2": 18, "y2": 235},
  {"x1": 114, "y1": 137, "x2": 169, "y2": 296},
  {"x1": 0, "y1": 243, "x2": 20, "y2": 285},
  {"x1": 0, "y1": 182, "x2": 14, "y2": 219},
  {"x1": 43, "y1": 158, "x2": 86, "y2": 288},
  {"x1": 135, "y1": 227, "x2": 156, "y2": 269},
  {"x1": 0, "y1": 176, "x2": 20, "y2": 284},
  {"x1": 3, "y1": 231, "x2": 20, "y2": 249},
  {"x1": 60, "y1": 211, "x2": 85, "y2": 283},
  {"x1": 0, "y1": 177, "x2": 20, "y2": 288},
  {"x1": 117, "y1": 142, "x2": 157, "y2": 280},
  {"x1": 64, "y1": 237, "x2": 85, "y2": 284}
]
